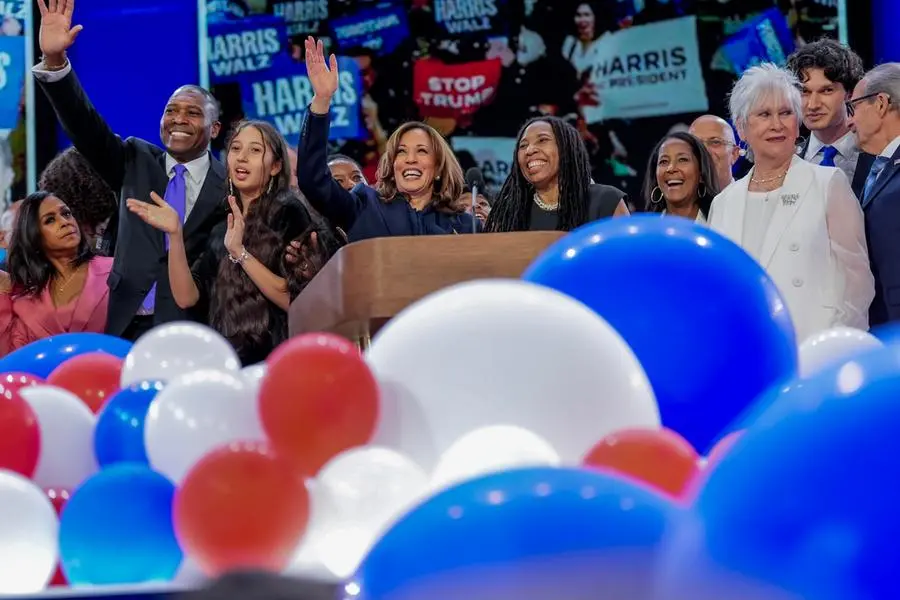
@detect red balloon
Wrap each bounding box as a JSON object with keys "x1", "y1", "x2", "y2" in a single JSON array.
[
  {"x1": 45, "y1": 488, "x2": 71, "y2": 587},
  {"x1": 0, "y1": 372, "x2": 44, "y2": 393},
  {"x1": 0, "y1": 381, "x2": 40, "y2": 478},
  {"x1": 47, "y1": 352, "x2": 122, "y2": 413},
  {"x1": 583, "y1": 428, "x2": 701, "y2": 499},
  {"x1": 174, "y1": 442, "x2": 310, "y2": 576},
  {"x1": 706, "y1": 430, "x2": 744, "y2": 468},
  {"x1": 259, "y1": 333, "x2": 379, "y2": 474}
]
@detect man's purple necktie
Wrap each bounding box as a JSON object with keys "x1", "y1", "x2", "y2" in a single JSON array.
[{"x1": 141, "y1": 164, "x2": 188, "y2": 314}]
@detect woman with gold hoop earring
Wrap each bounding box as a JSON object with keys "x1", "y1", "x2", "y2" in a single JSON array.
[
  {"x1": 709, "y1": 63, "x2": 874, "y2": 342},
  {"x1": 642, "y1": 131, "x2": 720, "y2": 225}
]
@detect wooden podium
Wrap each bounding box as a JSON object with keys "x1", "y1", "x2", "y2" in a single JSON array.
[{"x1": 289, "y1": 231, "x2": 565, "y2": 346}]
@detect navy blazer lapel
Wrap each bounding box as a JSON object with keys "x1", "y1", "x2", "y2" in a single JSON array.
[
  {"x1": 150, "y1": 152, "x2": 170, "y2": 253},
  {"x1": 853, "y1": 152, "x2": 876, "y2": 201},
  {"x1": 183, "y1": 155, "x2": 226, "y2": 239},
  {"x1": 863, "y1": 146, "x2": 900, "y2": 209}
]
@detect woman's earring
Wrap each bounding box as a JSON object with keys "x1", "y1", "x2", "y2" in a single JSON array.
[
  {"x1": 267, "y1": 178, "x2": 274, "y2": 195},
  {"x1": 738, "y1": 140, "x2": 749, "y2": 158},
  {"x1": 651, "y1": 186, "x2": 665, "y2": 204},
  {"x1": 698, "y1": 183, "x2": 708, "y2": 198}
]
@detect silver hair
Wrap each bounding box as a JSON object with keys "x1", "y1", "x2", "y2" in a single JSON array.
[
  {"x1": 861, "y1": 62, "x2": 900, "y2": 111},
  {"x1": 169, "y1": 85, "x2": 221, "y2": 125},
  {"x1": 728, "y1": 63, "x2": 803, "y2": 129}
]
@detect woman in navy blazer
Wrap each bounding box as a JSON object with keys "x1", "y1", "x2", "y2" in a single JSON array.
[{"x1": 297, "y1": 37, "x2": 479, "y2": 242}]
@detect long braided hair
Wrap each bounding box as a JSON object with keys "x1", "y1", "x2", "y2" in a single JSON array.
[{"x1": 485, "y1": 116, "x2": 593, "y2": 232}]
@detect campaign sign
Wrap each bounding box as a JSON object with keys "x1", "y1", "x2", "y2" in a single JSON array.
[
  {"x1": 208, "y1": 14, "x2": 288, "y2": 83},
  {"x1": 241, "y1": 55, "x2": 363, "y2": 146},
  {"x1": 720, "y1": 9, "x2": 796, "y2": 73},
  {"x1": 270, "y1": 0, "x2": 329, "y2": 38},
  {"x1": 330, "y1": 4, "x2": 410, "y2": 56},
  {"x1": 413, "y1": 58, "x2": 503, "y2": 119},
  {"x1": 451, "y1": 137, "x2": 516, "y2": 193},
  {"x1": 206, "y1": 0, "x2": 249, "y2": 22},
  {"x1": 433, "y1": 0, "x2": 508, "y2": 36},
  {"x1": 0, "y1": 36, "x2": 25, "y2": 130},
  {"x1": 0, "y1": 0, "x2": 24, "y2": 27},
  {"x1": 582, "y1": 16, "x2": 708, "y2": 122}
]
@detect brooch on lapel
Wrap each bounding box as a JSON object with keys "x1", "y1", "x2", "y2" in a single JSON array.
[{"x1": 781, "y1": 193, "x2": 799, "y2": 206}]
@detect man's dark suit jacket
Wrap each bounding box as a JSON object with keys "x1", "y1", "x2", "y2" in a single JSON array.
[
  {"x1": 797, "y1": 137, "x2": 875, "y2": 200},
  {"x1": 36, "y1": 70, "x2": 226, "y2": 337},
  {"x1": 861, "y1": 146, "x2": 900, "y2": 327}
]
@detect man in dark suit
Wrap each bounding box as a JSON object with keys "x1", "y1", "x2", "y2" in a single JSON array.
[
  {"x1": 32, "y1": 0, "x2": 226, "y2": 340},
  {"x1": 848, "y1": 63, "x2": 900, "y2": 326},
  {"x1": 787, "y1": 39, "x2": 875, "y2": 200}
]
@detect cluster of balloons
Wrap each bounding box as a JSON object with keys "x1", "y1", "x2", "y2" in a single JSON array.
[{"x1": 0, "y1": 214, "x2": 895, "y2": 599}]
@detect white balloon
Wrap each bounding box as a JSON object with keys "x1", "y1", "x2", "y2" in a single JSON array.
[
  {"x1": 120, "y1": 322, "x2": 240, "y2": 387},
  {"x1": 144, "y1": 369, "x2": 265, "y2": 483},
  {"x1": 241, "y1": 363, "x2": 267, "y2": 399},
  {"x1": 305, "y1": 447, "x2": 429, "y2": 579},
  {"x1": 366, "y1": 280, "x2": 660, "y2": 471},
  {"x1": 432, "y1": 425, "x2": 561, "y2": 491},
  {"x1": 19, "y1": 385, "x2": 98, "y2": 490},
  {"x1": 0, "y1": 470, "x2": 59, "y2": 593},
  {"x1": 798, "y1": 327, "x2": 883, "y2": 378}
]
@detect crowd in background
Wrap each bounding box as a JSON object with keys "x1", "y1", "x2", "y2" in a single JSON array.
[{"x1": 5, "y1": 0, "x2": 899, "y2": 366}]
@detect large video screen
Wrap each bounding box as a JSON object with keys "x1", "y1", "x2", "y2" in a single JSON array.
[{"x1": 202, "y1": 0, "x2": 846, "y2": 199}]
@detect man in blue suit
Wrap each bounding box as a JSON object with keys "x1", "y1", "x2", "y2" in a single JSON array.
[{"x1": 849, "y1": 63, "x2": 900, "y2": 326}]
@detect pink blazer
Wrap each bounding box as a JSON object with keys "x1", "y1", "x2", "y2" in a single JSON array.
[{"x1": 0, "y1": 257, "x2": 113, "y2": 356}]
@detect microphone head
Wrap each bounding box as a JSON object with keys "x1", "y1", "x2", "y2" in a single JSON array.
[{"x1": 465, "y1": 167, "x2": 486, "y2": 191}]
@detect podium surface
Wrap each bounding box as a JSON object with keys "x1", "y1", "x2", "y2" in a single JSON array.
[{"x1": 289, "y1": 231, "x2": 564, "y2": 343}]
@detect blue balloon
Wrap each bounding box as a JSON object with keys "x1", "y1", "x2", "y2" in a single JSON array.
[
  {"x1": 671, "y1": 347, "x2": 900, "y2": 600},
  {"x1": 354, "y1": 467, "x2": 678, "y2": 600},
  {"x1": 94, "y1": 381, "x2": 165, "y2": 468},
  {"x1": 59, "y1": 464, "x2": 182, "y2": 585},
  {"x1": 0, "y1": 332, "x2": 132, "y2": 379},
  {"x1": 522, "y1": 215, "x2": 797, "y2": 453}
]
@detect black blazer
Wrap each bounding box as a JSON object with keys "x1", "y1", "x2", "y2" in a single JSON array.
[
  {"x1": 797, "y1": 137, "x2": 874, "y2": 200},
  {"x1": 35, "y1": 70, "x2": 226, "y2": 337}
]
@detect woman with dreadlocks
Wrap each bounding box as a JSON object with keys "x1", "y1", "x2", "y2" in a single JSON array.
[{"x1": 484, "y1": 116, "x2": 630, "y2": 232}]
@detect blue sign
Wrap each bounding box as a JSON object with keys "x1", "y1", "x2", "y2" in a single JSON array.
[
  {"x1": 720, "y1": 8, "x2": 796, "y2": 73},
  {"x1": 208, "y1": 14, "x2": 288, "y2": 83},
  {"x1": 206, "y1": 0, "x2": 250, "y2": 23},
  {"x1": 240, "y1": 55, "x2": 364, "y2": 145},
  {"x1": 0, "y1": 0, "x2": 25, "y2": 26},
  {"x1": 330, "y1": 4, "x2": 410, "y2": 56},
  {"x1": 0, "y1": 35, "x2": 24, "y2": 130},
  {"x1": 432, "y1": 0, "x2": 508, "y2": 36}
]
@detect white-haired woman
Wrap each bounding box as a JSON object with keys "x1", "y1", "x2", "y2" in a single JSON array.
[{"x1": 708, "y1": 63, "x2": 875, "y2": 343}]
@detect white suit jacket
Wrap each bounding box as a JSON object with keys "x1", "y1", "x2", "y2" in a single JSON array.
[{"x1": 708, "y1": 155, "x2": 875, "y2": 343}]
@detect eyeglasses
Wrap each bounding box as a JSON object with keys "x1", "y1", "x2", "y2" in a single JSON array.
[
  {"x1": 699, "y1": 138, "x2": 734, "y2": 150},
  {"x1": 846, "y1": 92, "x2": 891, "y2": 117}
]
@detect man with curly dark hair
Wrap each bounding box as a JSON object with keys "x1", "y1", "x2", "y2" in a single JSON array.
[
  {"x1": 787, "y1": 38, "x2": 874, "y2": 198},
  {"x1": 38, "y1": 147, "x2": 117, "y2": 255}
]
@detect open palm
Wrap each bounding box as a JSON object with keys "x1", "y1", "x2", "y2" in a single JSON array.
[
  {"x1": 37, "y1": 0, "x2": 83, "y2": 58},
  {"x1": 126, "y1": 192, "x2": 181, "y2": 234},
  {"x1": 305, "y1": 36, "x2": 339, "y2": 99},
  {"x1": 224, "y1": 196, "x2": 245, "y2": 256}
]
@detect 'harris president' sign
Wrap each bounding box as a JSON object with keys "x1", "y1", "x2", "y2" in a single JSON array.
[
  {"x1": 241, "y1": 55, "x2": 363, "y2": 146},
  {"x1": 208, "y1": 15, "x2": 287, "y2": 83},
  {"x1": 330, "y1": 4, "x2": 410, "y2": 56}
]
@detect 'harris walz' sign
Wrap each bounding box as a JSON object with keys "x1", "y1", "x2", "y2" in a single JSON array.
[{"x1": 208, "y1": 15, "x2": 288, "y2": 83}]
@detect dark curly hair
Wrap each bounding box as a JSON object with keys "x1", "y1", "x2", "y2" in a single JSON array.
[
  {"x1": 642, "y1": 132, "x2": 720, "y2": 219},
  {"x1": 485, "y1": 116, "x2": 593, "y2": 232},
  {"x1": 210, "y1": 120, "x2": 309, "y2": 355},
  {"x1": 7, "y1": 191, "x2": 93, "y2": 298},
  {"x1": 786, "y1": 38, "x2": 865, "y2": 93},
  {"x1": 38, "y1": 147, "x2": 117, "y2": 230}
]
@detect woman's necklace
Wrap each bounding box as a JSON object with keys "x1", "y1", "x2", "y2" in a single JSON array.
[
  {"x1": 53, "y1": 264, "x2": 84, "y2": 300},
  {"x1": 751, "y1": 169, "x2": 789, "y2": 184},
  {"x1": 533, "y1": 192, "x2": 559, "y2": 212}
]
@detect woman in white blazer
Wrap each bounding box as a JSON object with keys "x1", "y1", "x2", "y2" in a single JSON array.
[
  {"x1": 642, "y1": 131, "x2": 721, "y2": 224},
  {"x1": 708, "y1": 63, "x2": 875, "y2": 343}
]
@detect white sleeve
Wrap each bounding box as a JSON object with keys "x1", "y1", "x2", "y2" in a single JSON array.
[
  {"x1": 825, "y1": 169, "x2": 875, "y2": 330},
  {"x1": 32, "y1": 59, "x2": 72, "y2": 83}
]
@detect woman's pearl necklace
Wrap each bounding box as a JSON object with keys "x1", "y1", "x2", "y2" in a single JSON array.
[{"x1": 533, "y1": 193, "x2": 559, "y2": 211}]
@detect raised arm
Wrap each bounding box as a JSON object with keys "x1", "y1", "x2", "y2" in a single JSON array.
[
  {"x1": 296, "y1": 37, "x2": 365, "y2": 232},
  {"x1": 33, "y1": 0, "x2": 128, "y2": 193},
  {"x1": 825, "y1": 170, "x2": 875, "y2": 330}
]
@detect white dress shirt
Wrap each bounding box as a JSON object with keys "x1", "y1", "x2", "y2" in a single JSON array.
[
  {"x1": 878, "y1": 135, "x2": 900, "y2": 159},
  {"x1": 804, "y1": 130, "x2": 860, "y2": 184},
  {"x1": 662, "y1": 209, "x2": 707, "y2": 225},
  {"x1": 708, "y1": 155, "x2": 875, "y2": 342}
]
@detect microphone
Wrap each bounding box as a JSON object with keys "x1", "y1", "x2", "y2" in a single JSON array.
[{"x1": 465, "y1": 167, "x2": 486, "y2": 232}]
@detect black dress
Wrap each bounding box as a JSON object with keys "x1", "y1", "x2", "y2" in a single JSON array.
[
  {"x1": 528, "y1": 184, "x2": 626, "y2": 231},
  {"x1": 190, "y1": 193, "x2": 313, "y2": 365}
]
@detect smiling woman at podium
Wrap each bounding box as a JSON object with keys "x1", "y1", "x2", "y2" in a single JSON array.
[
  {"x1": 296, "y1": 37, "x2": 480, "y2": 243},
  {"x1": 485, "y1": 116, "x2": 630, "y2": 232}
]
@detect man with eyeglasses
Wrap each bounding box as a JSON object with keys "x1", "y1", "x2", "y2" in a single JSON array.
[
  {"x1": 787, "y1": 39, "x2": 873, "y2": 199},
  {"x1": 848, "y1": 62, "x2": 900, "y2": 326},
  {"x1": 689, "y1": 115, "x2": 739, "y2": 189}
]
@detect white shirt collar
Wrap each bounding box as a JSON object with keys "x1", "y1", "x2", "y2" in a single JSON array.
[
  {"x1": 661, "y1": 209, "x2": 707, "y2": 224},
  {"x1": 880, "y1": 135, "x2": 900, "y2": 159},
  {"x1": 165, "y1": 152, "x2": 210, "y2": 183},
  {"x1": 806, "y1": 130, "x2": 858, "y2": 160}
]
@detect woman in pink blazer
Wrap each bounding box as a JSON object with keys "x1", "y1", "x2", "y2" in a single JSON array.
[{"x1": 0, "y1": 192, "x2": 112, "y2": 355}]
